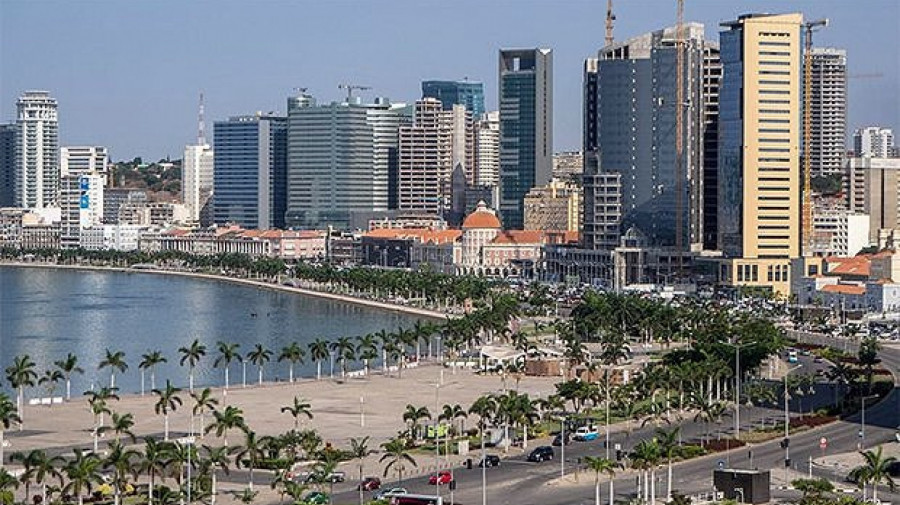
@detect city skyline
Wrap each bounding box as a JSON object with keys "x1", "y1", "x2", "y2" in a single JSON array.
[{"x1": 1, "y1": 0, "x2": 897, "y2": 160}]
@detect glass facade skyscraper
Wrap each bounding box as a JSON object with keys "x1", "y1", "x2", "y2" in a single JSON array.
[
  {"x1": 421, "y1": 80, "x2": 485, "y2": 117},
  {"x1": 213, "y1": 114, "x2": 287, "y2": 229},
  {"x1": 498, "y1": 48, "x2": 553, "y2": 229}
]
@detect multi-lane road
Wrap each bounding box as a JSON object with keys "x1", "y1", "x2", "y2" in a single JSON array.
[{"x1": 324, "y1": 343, "x2": 900, "y2": 505}]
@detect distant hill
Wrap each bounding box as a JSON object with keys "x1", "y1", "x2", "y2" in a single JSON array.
[{"x1": 109, "y1": 157, "x2": 181, "y2": 201}]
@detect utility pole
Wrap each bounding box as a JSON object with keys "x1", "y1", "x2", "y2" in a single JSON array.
[{"x1": 802, "y1": 19, "x2": 828, "y2": 256}]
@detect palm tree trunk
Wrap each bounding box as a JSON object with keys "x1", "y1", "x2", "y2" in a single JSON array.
[
  {"x1": 67, "y1": 378, "x2": 72, "y2": 400},
  {"x1": 667, "y1": 459, "x2": 673, "y2": 503},
  {"x1": 151, "y1": 370, "x2": 157, "y2": 391},
  {"x1": 224, "y1": 367, "x2": 230, "y2": 390},
  {"x1": 141, "y1": 370, "x2": 146, "y2": 396},
  {"x1": 0, "y1": 429, "x2": 4, "y2": 465},
  {"x1": 289, "y1": 364, "x2": 294, "y2": 383},
  {"x1": 189, "y1": 370, "x2": 195, "y2": 393},
  {"x1": 211, "y1": 471, "x2": 217, "y2": 505},
  {"x1": 594, "y1": 478, "x2": 601, "y2": 505},
  {"x1": 164, "y1": 413, "x2": 170, "y2": 441},
  {"x1": 650, "y1": 468, "x2": 656, "y2": 505},
  {"x1": 149, "y1": 471, "x2": 155, "y2": 505},
  {"x1": 609, "y1": 476, "x2": 614, "y2": 505},
  {"x1": 242, "y1": 362, "x2": 247, "y2": 387},
  {"x1": 111, "y1": 372, "x2": 116, "y2": 389},
  {"x1": 249, "y1": 466, "x2": 254, "y2": 491},
  {"x1": 17, "y1": 387, "x2": 24, "y2": 431}
]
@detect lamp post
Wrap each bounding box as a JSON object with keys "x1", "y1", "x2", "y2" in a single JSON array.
[
  {"x1": 859, "y1": 394, "x2": 879, "y2": 450},
  {"x1": 783, "y1": 364, "x2": 803, "y2": 481},
  {"x1": 733, "y1": 341, "x2": 757, "y2": 442},
  {"x1": 329, "y1": 350, "x2": 335, "y2": 379}
]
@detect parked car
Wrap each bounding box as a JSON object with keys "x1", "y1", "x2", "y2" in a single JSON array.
[
  {"x1": 358, "y1": 477, "x2": 381, "y2": 491},
  {"x1": 302, "y1": 491, "x2": 329, "y2": 505},
  {"x1": 428, "y1": 471, "x2": 453, "y2": 485},
  {"x1": 478, "y1": 455, "x2": 500, "y2": 467},
  {"x1": 552, "y1": 433, "x2": 571, "y2": 446},
  {"x1": 527, "y1": 446, "x2": 554, "y2": 463},
  {"x1": 573, "y1": 425, "x2": 599, "y2": 441},
  {"x1": 373, "y1": 488, "x2": 408, "y2": 501}
]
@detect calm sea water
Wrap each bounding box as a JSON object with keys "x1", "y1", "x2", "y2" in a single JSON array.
[{"x1": 0, "y1": 266, "x2": 424, "y2": 396}]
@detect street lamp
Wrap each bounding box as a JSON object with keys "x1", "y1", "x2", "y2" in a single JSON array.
[
  {"x1": 733, "y1": 341, "x2": 758, "y2": 442},
  {"x1": 783, "y1": 364, "x2": 803, "y2": 481},
  {"x1": 859, "y1": 394, "x2": 879, "y2": 450}
]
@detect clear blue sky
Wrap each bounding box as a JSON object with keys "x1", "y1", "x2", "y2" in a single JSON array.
[{"x1": 1, "y1": 0, "x2": 897, "y2": 161}]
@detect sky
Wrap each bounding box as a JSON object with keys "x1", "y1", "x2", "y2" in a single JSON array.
[{"x1": 1, "y1": 0, "x2": 898, "y2": 161}]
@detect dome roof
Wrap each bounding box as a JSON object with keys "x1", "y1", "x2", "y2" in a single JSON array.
[{"x1": 462, "y1": 201, "x2": 502, "y2": 229}]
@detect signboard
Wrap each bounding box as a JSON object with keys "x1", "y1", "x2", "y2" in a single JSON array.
[
  {"x1": 819, "y1": 437, "x2": 827, "y2": 449},
  {"x1": 79, "y1": 176, "x2": 90, "y2": 209}
]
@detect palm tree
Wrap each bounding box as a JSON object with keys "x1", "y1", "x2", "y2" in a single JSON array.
[
  {"x1": 277, "y1": 343, "x2": 305, "y2": 383},
  {"x1": 655, "y1": 427, "x2": 680, "y2": 502},
  {"x1": 349, "y1": 437, "x2": 372, "y2": 505},
  {"x1": 23, "y1": 450, "x2": 64, "y2": 505},
  {"x1": 5, "y1": 354, "x2": 37, "y2": 430},
  {"x1": 402, "y1": 405, "x2": 431, "y2": 440},
  {"x1": 213, "y1": 342, "x2": 240, "y2": 391},
  {"x1": 153, "y1": 380, "x2": 183, "y2": 441},
  {"x1": 0, "y1": 468, "x2": 19, "y2": 505},
  {"x1": 37, "y1": 369, "x2": 64, "y2": 406},
  {"x1": 191, "y1": 388, "x2": 219, "y2": 438},
  {"x1": 380, "y1": 437, "x2": 416, "y2": 486},
  {"x1": 63, "y1": 449, "x2": 103, "y2": 505},
  {"x1": 139, "y1": 350, "x2": 167, "y2": 397},
  {"x1": 0, "y1": 394, "x2": 22, "y2": 466},
  {"x1": 235, "y1": 430, "x2": 264, "y2": 491},
  {"x1": 98, "y1": 349, "x2": 128, "y2": 389},
  {"x1": 630, "y1": 439, "x2": 661, "y2": 504},
  {"x1": 201, "y1": 445, "x2": 231, "y2": 505},
  {"x1": 84, "y1": 387, "x2": 119, "y2": 451},
  {"x1": 439, "y1": 403, "x2": 468, "y2": 436},
  {"x1": 355, "y1": 334, "x2": 378, "y2": 377},
  {"x1": 331, "y1": 337, "x2": 356, "y2": 380},
  {"x1": 99, "y1": 412, "x2": 137, "y2": 443},
  {"x1": 178, "y1": 339, "x2": 207, "y2": 393},
  {"x1": 103, "y1": 440, "x2": 140, "y2": 505},
  {"x1": 53, "y1": 353, "x2": 84, "y2": 401},
  {"x1": 281, "y1": 397, "x2": 313, "y2": 429},
  {"x1": 247, "y1": 344, "x2": 272, "y2": 385},
  {"x1": 308, "y1": 339, "x2": 330, "y2": 381},
  {"x1": 375, "y1": 329, "x2": 393, "y2": 375},
  {"x1": 584, "y1": 456, "x2": 617, "y2": 505},
  {"x1": 139, "y1": 437, "x2": 171, "y2": 505},
  {"x1": 692, "y1": 395, "x2": 727, "y2": 447},
  {"x1": 849, "y1": 446, "x2": 897, "y2": 502},
  {"x1": 205, "y1": 406, "x2": 246, "y2": 446}
]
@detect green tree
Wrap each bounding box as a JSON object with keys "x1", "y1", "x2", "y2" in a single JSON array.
[
  {"x1": 53, "y1": 353, "x2": 84, "y2": 401},
  {"x1": 191, "y1": 388, "x2": 219, "y2": 439},
  {"x1": 348, "y1": 437, "x2": 372, "y2": 505},
  {"x1": 103, "y1": 440, "x2": 141, "y2": 505},
  {"x1": 308, "y1": 339, "x2": 330, "y2": 381},
  {"x1": 380, "y1": 437, "x2": 416, "y2": 486},
  {"x1": 140, "y1": 437, "x2": 172, "y2": 505},
  {"x1": 235, "y1": 430, "x2": 265, "y2": 491},
  {"x1": 201, "y1": 445, "x2": 231, "y2": 505},
  {"x1": 153, "y1": 380, "x2": 183, "y2": 441},
  {"x1": 99, "y1": 412, "x2": 137, "y2": 443},
  {"x1": 584, "y1": 456, "x2": 617, "y2": 505},
  {"x1": 849, "y1": 446, "x2": 896, "y2": 502},
  {"x1": 5, "y1": 354, "x2": 37, "y2": 430},
  {"x1": 213, "y1": 342, "x2": 240, "y2": 391},
  {"x1": 63, "y1": 449, "x2": 103, "y2": 505},
  {"x1": 402, "y1": 405, "x2": 431, "y2": 440},
  {"x1": 178, "y1": 339, "x2": 207, "y2": 393},
  {"x1": 98, "y1": 349, "x2": 128, "y2": 389},
  {"x1": 205, "y1": 406, "x2": 246, "y2": 446},
  {"x1": 139, "y1": 350, "x2": 167, "y2": 397},
  {"x1": 281, "y1": 397, "x2": 313, "y2": 429},
  {"x1": 0, "y1": 394, "x2": 21, "y2": 467},
  {"x1": 37, "y1": 369, "x2": 64, "y2": 407},
  {"x1": 278, "y1": 343, "x2": 305, "y2": 383},
  {"x1": 247, "y1": 344, "x2": 272, "y2": 385},
  {"x1": 0, "y1": 468, "x2": 19, "y2": 505}
]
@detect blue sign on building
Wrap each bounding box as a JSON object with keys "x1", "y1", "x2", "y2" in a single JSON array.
[{"x1": 80, "y1": 194, "x2": 90, "y2": 209}]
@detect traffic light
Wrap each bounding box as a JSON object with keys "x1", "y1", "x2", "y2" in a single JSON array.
[
  {"x1": 615, "y1": 449, "x2": 623, "y2": 461},
  {"x1": 784, "y1": 458, "x2": 791, "y2": 468},
  {"x1": 449, "y1": 480, "x2": 457, "y2": 491},
  {"x1": 780, "y1": 438, "x2": 790, "y2": 449}
]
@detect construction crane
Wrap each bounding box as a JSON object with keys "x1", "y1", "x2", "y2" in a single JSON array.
[
  {"x1": 338, "y1": 83, "x2": 371, "y2": 102},
  {"x1": 293, "y1": 87, "x2": 308, "y2": 94},
  {"x1": 802, "y1": 18, "x2": 828, "y2": 257},
  {"x1": 605, "y1": 0, "x2": 615, "y2": 47},
  {"x1": 674, "y1": 0, "x2": 685, "y2": 277},
  {"x1": 197, "y1": 92, "x2": 206, "y2": 145}
]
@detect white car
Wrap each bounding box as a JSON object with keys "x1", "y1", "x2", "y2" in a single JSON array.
[{"x1": 373, "y1": 487, "x2": 408, "y2": 500}]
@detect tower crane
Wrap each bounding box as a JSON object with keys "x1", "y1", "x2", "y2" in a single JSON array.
[
  {"x1": 605, "y1": 0, "x2": 615, "y2": 47},
  {"x1": 338, "y1": 83, "x2": 371, "y2": 102},
  {"x1": 802, "y1": 18, "x2": 828, "y2": 257}
]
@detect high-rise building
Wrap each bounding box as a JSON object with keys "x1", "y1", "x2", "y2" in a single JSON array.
[
  {"x1": 0, "y1": 124, "x2": 15, "y2": 207},
  {"x1": 590, "y1": 24, "x2": 713, "y2": 249},
  {"x1": 183, "y1": 143, "x2": 214, "y2": 224},
  {"x1": 581, "y1": 170, "x2": 622, "y2": 250},
  {"x1": 398, "y1": 99, "x2": 473, "y2": 215},
  {"x1": 583, "y1": 58, "x2": 599, "y2": 174},
  {"x1": 718, "y1": 13, "x2": 803, "y2": 294},
  {"x1": 61, "y1": 146, "x2": 109, "y2": 181},
  {"x1": 854, "y1": 127, "x2": 894, "y2": 157},
  {"x1": 475, "y1": 111, "x2": 500, "y2": 187},
  {"x1": 421, "y1": 80, "x2": 485, "y2": 117},
  {"x1": 60, "y1": 173, "x2": 104, "y2": 248},
  {"x1": 285, "y1": 98, "x2": 405, "y2": 229},
  {"x1": 523, "y1": 179, "x2": 581, "y2": 232},
  {"x1": 498, "y1": 48, "x2": 553, "y2": 229},
  {"x1": 806, "y1": 48, "x2": 847, "y2": 177},
  {"x1": 213, "y1": 114, "x2": 287, "y2": 229},
  {"x1": 846, "y1": 156, "x2": 900, "y2": 244},
  {"x1": 701, "y1": 44, "x2": 722, "y2": 250},
  {"x1": 14, "y1": 91, "x2": 59, "y2": 208}
]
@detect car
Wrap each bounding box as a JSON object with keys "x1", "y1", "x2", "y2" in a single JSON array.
[
  {"x1": 573, "y1": 425, "x2": 599, "y2": 441},
  {"x1": 428, "y1": 470, "x2": 453, "y2": 485},
  {"x1": 373, "y1": 487, "x2": 408, "y2": 501},
  {"x1": 527, "y1": 446, "x2": 554, "y2": 463},
  {"x1": 478, "y1": 455, "x2": 500, "y2": 467},
  {"x1": 813, "y1": 356, "x2": 824, "y2": 363},
  {"x1": 358, "y1": 476, "x2": 381, "y2": 491},
  {"x1": 302, "y1": 491, "x2": 329, "y2": 505},
  {"x1": 552, "y1": 433, "x2": 571, "y2": 446}
]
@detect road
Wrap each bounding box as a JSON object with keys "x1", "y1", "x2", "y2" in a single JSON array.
[{"x1": 311, "y1": 345, "x2": 899, "y2": 505}]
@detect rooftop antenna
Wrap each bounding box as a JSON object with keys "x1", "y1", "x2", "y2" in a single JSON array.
[
  {"x1": 605, "y1": 0, "x2": 616, "y2": 46},
  {"x1": 197, "y1": 92, "x2": 206, "y2": 145}
]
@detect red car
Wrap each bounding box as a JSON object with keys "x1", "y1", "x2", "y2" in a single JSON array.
[
  {"x1": 358, "y1": 477, "x2": 381, "y2": 491},
  {"x1": 428, "y1": 471, "x2": 453, "y2": 485}
]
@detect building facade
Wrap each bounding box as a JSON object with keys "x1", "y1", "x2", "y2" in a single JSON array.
[
  {"x1": 523, "y1": 179, "x2": 581, "y2": 232},
  {"x1": 718, "y1": 13, "x2": 803, "y2": 295},
  {"x1": 0, "y1": 124, "x2": 15, "y2": 207},
  {"x1": 213, "y1": 114, "x2": 287, "y2": 229},
  {"x1": 61, "y1": 146, "x2": 109, "y2": 179},
  {"x1": 474, "y1": 111, "x2": 500, "y2": 187},
  {"x1": 286, "y1": 99, "x2": 405, "y2": 229},
  {"x1": 812, "y1": 207, "x2": 870, "y2": 257},
  {"x1": 59, "y1": 173, "x2": 104, "y2": 248},
  {"x1": 846, "y1": 156, "x2": 900, "y2": 244},
  {"x1": 421, "y1": 80, "x2": 485, "y2": 117},
  {"x1": 498, "y1": 48, "x2": 553, "y2": 229},
  {"x1": 14, "y1": 91, "x2": 59, "y2": 208},
  {"x1": 183, "y1": 143, "x2": 214, "y2": 224},
  {"x1": 398, "y1": 99, "x2": 473, "y2": 215},
  {"x1": 806, "y1": 48, "x2": 847, "y2": 177},
  {"x1": 854, "y1": 127, "x2": 894, "y2": 158}
]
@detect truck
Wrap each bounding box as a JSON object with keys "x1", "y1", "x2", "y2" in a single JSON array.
[{"x1": 573, "y1": 425, "x2": 599, "y2": 441}]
